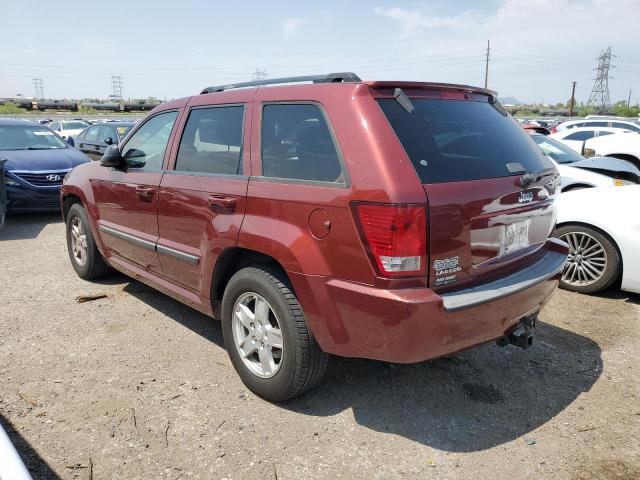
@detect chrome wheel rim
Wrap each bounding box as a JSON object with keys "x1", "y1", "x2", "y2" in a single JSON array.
[
  {"x1": 70, "y1": 216, "x2": 88, "y2": 267},
  {"x1": 559, "y1": 231, "x2": 607, "y2": 287},
  {"x1": 231, "y1": 292, "x2": 284, "y2": 378}
]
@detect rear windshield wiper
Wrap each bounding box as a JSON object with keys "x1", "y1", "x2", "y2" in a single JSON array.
[{"x1": 394, "y1": 88, "x2": 415, "y2": 114}]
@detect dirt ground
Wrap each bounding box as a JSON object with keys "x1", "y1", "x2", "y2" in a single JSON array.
[{"x1": 1, "y1": 213, "x2": 639, "y2": 480}]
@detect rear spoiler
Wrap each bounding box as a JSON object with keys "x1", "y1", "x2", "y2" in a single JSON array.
[{"x1": 366, "y1": 81, "x2": 497, "y2": 99}]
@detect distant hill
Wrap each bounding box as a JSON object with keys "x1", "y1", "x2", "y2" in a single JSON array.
[{"x1": 499, "y1": 96, "x2": 523, "y2": 105}]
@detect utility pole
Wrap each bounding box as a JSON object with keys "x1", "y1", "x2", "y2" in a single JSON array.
[
  {"x1": 628, "y1": 89, "x2": 632, "y2": 108},
  {"x1": 569, "y1": 81, "x2": 577, "y2": 116},
  {"x1": 33, "y1": 78, "x2": 44, "y2": 99},
  {"x1": 484, "y1": 40, "x2": 490, "y2": 89}
]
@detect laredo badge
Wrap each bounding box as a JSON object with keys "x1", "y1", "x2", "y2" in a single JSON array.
[{"x1": 433, "y1": 256, "x2": 461, "y2": 286}]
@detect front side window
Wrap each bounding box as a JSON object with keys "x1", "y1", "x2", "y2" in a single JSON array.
[
  {"x1": 175, "y1": 106, "x2": 244, "y2": 175},
  {"x1": 121, "y1": 111, "x2": 178, "y2": 170},
  {"x1": 0, "y1": 125, "x2": 67, "y2": 150},
  {"x1": 98, "y1": 125, "x2": 117, "y2": 143},
  {"x1": 261, "y1": 103, "x2": 343, "y2": 183},
  {"x1": 531, "y1": 134, "x2": 584, "y2": 164},
  {"x1": 84, "y1": 126, "x2": 101, "y2": 142}
]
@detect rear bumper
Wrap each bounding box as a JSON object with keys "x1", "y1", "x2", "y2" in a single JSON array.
[{"x1": 290, "y1": 238, "x2": 568, "y2": 363}]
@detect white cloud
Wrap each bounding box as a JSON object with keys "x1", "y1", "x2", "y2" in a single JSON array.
[
  {"x1": 282, "y1": 17, "x2": 306, "y2": 37},
  {"x1": 373, "y1": 6, "x2": 480, "y2": 34}
]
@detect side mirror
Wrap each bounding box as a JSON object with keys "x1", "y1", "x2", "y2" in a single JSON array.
[
  {"x1": 122, "y1": 149, "x2": 147, "y2": 168},
  {"x1": 100, "y1": 144, "x2": 124, "y2": 167},
  {"x1": 104, "y1": 137, "x2": 114, "y2": 145}
]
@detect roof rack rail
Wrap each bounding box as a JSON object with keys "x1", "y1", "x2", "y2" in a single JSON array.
[{"x1": 200, "y1": 72, "x2": 361, "y2": 94}]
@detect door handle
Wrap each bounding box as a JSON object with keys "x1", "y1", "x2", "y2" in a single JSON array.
[
  {"x1": 208, "y1": 194, "x2": 237, "y2": 212},
  {"x1": 136, "y1": 186, "x2": 155, "y2": 202}
]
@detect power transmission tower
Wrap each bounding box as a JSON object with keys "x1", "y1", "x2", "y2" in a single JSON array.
[
  {"x1": 569, "y1": 81, "x2": 577, "y2": 116},
  {"x1": 251, "y1": 69, "x2": 268, "y2": 81},
  {"x1": 33, "y1": 78, "x2": 44, "y2": 99},
  {"x1": 484, "y1": 40, "x2": 490, "y2": 89},
  {"x1": 587, "y1": 47, "x2": 615, "y2": 111},
  {"x1": 110, "y1": 75, "x2": 124, "y2": 101}
]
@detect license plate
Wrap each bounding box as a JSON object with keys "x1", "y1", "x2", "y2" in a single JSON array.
[{"x1": 499, "y1": 220, "x2": 530, "y2": 256}]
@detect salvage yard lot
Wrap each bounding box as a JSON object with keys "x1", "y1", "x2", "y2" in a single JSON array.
[{"x1": 1, "y1": 214, "x2": 639, "y2": 480}]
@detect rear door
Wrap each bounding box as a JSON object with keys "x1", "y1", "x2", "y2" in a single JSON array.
[
  {"x1": 377, "y1": 90, "x2": 559, "y2": 289},
  {"x1": 156, "y1": 95, "x2": 251, "y2": 292}
]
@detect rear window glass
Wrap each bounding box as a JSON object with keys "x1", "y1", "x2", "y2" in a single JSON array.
[{"x1": 377, "y1": 98, "x2": 551, "y2": 183}]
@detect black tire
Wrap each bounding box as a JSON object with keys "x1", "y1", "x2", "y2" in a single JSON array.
[
  {"x1": 221, "y1": 266, "x2": 328, "y2": 401},
  {"x1": 65, "y1": 203, "x2": 109, "y2": 280},
  {"x1": 552, "y1": 224, "x2": 621, "y2": 294}
]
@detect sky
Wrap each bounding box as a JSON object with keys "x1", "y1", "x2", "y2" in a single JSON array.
[{"x1": 1, "y1": 0, "x2": 639, "y2": 105}]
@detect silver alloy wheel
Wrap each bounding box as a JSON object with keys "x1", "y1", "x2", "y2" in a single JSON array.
[
  {"x1": 559, "y1": 231, "x2": 608, "y2": 287},
  {"x1": 231, "y1": 292, "x2": 284, "y2": 378},
  {"x1": 70, "y1": 216, "x2": 88, "y2": 267}
]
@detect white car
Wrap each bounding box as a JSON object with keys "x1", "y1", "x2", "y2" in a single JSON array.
[
  {"x1": 583, "y1": 131, "x2": 640, "y2": 170},
  {"x1": 553, "y1": 186, "x2": 640, "y2": 294},
  {"x1": 550, "y1": 126, "x2": 631, "y2": 153},
  {"x1": 530, "y1": 134, "x2": 638, "y2": 190},
  {"x1": 48, "y1": 120, "x2": 90, "y2": 140},
  {"x1": 553, "y1": 118, "x2": 640, "y2": 134},
  {"x1": 0, "y1": 424, "x2": 32, "y2": 480}
]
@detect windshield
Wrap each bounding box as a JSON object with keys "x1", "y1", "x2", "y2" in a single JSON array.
[
  {"x1": 116, "y1": 125, "x2": 133, "y2": 139},
  {"x1": 0, "y1": 125, "x2": 68, "y2": 150},
  {"x1": 63, "y1": 121, "x2": 89, "y2": 130},
  {"x1": 531, "y1": 134, "x2": 584, "y2": 164},
  {"x1": 378, "y1": 97, "x2": 552, "y2": 183}
]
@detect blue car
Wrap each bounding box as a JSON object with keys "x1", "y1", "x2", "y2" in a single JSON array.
[{"x1": 0, "y1": 119, "x2": 90, "y2": 212}]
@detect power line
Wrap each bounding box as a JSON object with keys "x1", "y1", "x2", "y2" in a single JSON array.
[{"x1": 587, "y1": 46, "x2": 615, "y2": 111}]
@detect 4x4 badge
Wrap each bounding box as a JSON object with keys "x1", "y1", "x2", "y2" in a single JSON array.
[{"x1": 434, "y1": 256, "x2": 461, "y2": 276}]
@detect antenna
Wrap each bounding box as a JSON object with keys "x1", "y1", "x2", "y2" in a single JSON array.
[
  {"x1": 587, "y1": 47, "x2": 615, "y2": 112},
  {"x1": 33, "y1": 78, "x2": 44, "y2": 99},
  {"x1": 110, "y1": 75, "x2": 124, "y2": 102}
]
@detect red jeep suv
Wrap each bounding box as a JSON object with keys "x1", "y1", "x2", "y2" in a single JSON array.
[{"x1": 61, "y1": 73, "x2": 568, "y2": 401}]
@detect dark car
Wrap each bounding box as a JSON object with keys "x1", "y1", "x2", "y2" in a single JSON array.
[
  {"x1": 61, "y1": 73, "x2": 568, "y2": 401},
  {"x1": 0, "y1": 119, "x2": 90, "y2": 212},
  {"x1": 530, "y1": 133, "x2": 640, "y2": 184},
  {"x1": 73, "y1": 121, "x2": 135, "y2": 161}
]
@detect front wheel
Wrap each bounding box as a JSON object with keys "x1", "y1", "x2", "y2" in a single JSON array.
[
  {"x1": 553, "y1": 224, "x2": 621, "y2": 294},
  {"x1": 65, "y1": 203, "x2": 109, "y2": 280},
  {"x1": 221, "y1": 266, "x2": 328, "y2": 401}
]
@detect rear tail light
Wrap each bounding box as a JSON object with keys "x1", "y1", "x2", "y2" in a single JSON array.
[
  {"x1": 550, "y1": 126, "x2": 557, "y2": 134},
  {"x1": 353, "y1": 203, "x2": 427, "y2": 277}
]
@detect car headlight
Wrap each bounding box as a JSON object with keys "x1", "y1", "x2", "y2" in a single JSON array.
[
  {"x1": 4, "y1": 177, "x2": 20, "y2": 186},
  {"x1": 614, "y1": 179, "x2": 634, "y2": 186},
  {"x1": 583, "y1": 148, "x2": 596, "y2": 158}
]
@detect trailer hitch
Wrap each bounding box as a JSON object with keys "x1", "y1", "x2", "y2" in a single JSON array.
[{"x1": 496, "y1": 314, "x2": 537, "y2": 349}]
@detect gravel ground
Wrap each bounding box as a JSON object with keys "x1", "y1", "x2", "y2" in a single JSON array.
[{"x1": 1, "y1": 213, "x2": 639, "y2": 480}]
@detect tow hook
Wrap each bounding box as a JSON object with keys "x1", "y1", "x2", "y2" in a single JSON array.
[{"x1": 496, "y1": 314, "x2": 537, "y2": 349}]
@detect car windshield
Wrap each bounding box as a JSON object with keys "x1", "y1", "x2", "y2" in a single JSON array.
[
  {"x1": 115, "y1": 125, "x2": 133, "y2": 139},
  {"x1": 63, "y1": 121, "x2": 89, "y2": 129},
  {"x1": 531, "y1": 134, "x2": 584, "y2": 164},
  {"x1": 0, "y1": 125, "x2": 68, "y2": 150}
]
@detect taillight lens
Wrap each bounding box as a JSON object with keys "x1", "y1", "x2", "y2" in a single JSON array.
[
  {"x1": 354, "y1": 203, "x2": 427, "y2": 277},
  {"x1": 550, "y1": 126, "x2": 557, "y2": 134}
]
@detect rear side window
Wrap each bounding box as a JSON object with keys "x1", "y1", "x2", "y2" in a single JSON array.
[
  {"x1": 585, "y1": 121, "x2": 608, "y2": 127},
  {"x1": 261, "y1": 103, "x2": 344, "y2": 183},
  {"x1": 565, "y1": 131, "x2": 595, "y2": 141},
  {"x1": 84, "y1": 126, "x2": 100, "y2": 141},
  {"x1": 612, "y1": 122, "x2": 640, "y2": 132},
  {"x1": 175, "y1": 106, "x2": 244, "y2": 175},
  {"x1": 378, "y1": 98, "x2": 551, "y2": 183}
]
